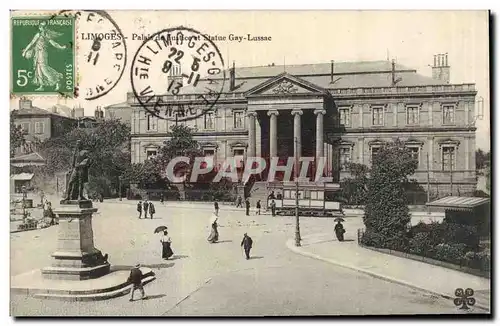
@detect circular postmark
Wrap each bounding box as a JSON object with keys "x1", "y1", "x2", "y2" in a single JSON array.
[
  {"x1": 130, "y1": 26, "x2": 226, "y2": 122},
  {"x1": 54, "y1": 10, "x2": 127, "y2": 100}
]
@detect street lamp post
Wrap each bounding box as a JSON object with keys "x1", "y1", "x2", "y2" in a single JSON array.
[
  {"x1": 294, "y1": 137, "x2": 301, "y2": 247},
  {"x1": 118, "y1": 176, "x2": 122, "y2": 201},
  {"x1": 21, "y1": 185, "x2": 27, "y2": 223}
]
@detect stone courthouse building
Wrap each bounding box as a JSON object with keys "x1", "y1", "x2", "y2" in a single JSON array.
[{"x1": 121, "y1": 54, "x2": 478, "y2": 196}]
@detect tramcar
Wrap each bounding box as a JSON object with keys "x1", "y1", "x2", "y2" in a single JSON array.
[{"x1": 266, "y1": 182, "x2": 344, "y2": 217}]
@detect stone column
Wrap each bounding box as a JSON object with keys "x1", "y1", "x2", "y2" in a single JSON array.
[
  {"x1": 464, "y1": 101, "x2": 470, "y2": 125},
  {"x1": 464, "y1": 136, "x2": 469, "y2": 170},
  {"x1": 358, "y1": 104, "x2": 364, "y2": 128},
  {"x1": 428, "y1": 137, "x2": 434, "y2": 176},
  {"x1": 314, "y1": 109, "x2": 326, "y2": 160},
  {"x1": 247, "y1": 111, "x2": 257, "y2": 158},
  {"x1": 291, "y1": 109, "x2": 303, "y2": 158},
  {"x1": 267, "y1": 110, "x2": 279, "y2": 159},
  {"x1": 358, "y1": 138, "x2": 364, "y2": 164},
  {"x1": 392, "y1": 102, "x2": 398, "y2": 126}
]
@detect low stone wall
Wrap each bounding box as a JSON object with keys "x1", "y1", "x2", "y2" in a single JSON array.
[{"x1": 359, "y1": 244, "x2": 490, "y2": 279}]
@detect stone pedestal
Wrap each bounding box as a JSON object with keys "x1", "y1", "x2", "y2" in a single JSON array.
[{"x1": 41, "y1": 200, "x2": 110, "y2": 280}]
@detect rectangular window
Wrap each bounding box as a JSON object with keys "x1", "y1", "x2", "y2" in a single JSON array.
[
  {"x1": 408, "y1": 147, "x2": 420, "y2": 166},
  {"x1": 339, "y1": 108, "x2": 350, "y2": 126},
  {"x1": 372, "y1": 107, "x2": 384, "y2": 126},
  {"x1": 146, "y1": 114, "x2": 157, "y2": 131},
  {"x1": 233, "y1": 111, "x2": 244, "y2": 129},
  {"x1": 233, "y1": 149, "x2": 244, "y2": 156},
  {"x1": 406, "y1": 106, "x2": 419, "y2": 125},
  {"x1": 340, "y1": 147, "x2": 351, "y2": 170},
  {"x1": 20, "y1": 123, "x2": 30, "y2": 133},
  {"x1": 204, "y1": 111, "x2": 215, "y2": 130},
  {"x1": 34, "y1": 122, "x2": 44, "y2": 134},
  {"x1": 371, "y1": 146, "x2": 381, "y2": 162},
  {"x1": 146, "y1": 150, "x2": 157, "y2": 159},
  {"x1": 442, "y1": 105, "x2": 455, "y2": 125},
  {"x1": 442, "y1": 146, "x2": 456, "y2": 170},
  {"x1": 204, "y1": 149, "x2": 215, "y2": 157}
]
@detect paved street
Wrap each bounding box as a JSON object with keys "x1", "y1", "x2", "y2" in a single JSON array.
[{"x1": 11, "y1": 201, "x2": 463, "y2": 316}]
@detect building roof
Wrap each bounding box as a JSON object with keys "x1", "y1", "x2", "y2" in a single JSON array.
[
  {"x1": 10, "y1": 152, "x2": 46, "y2": 167},
  {"x1": 105, "y1": 102, "x2": 130, "y2": 109},
  {"x1": 11, "y1": 106, "x2": 74, "y2": 119},
  {"x1": 180, "y1": 60, "x2": 446, "y2": 95},
  {"x1": 10, "y1": 173, "x2": 34, "y2": 181},
  {"x1": 426, "y1": 196, "x2": 490, "y2": 209}
]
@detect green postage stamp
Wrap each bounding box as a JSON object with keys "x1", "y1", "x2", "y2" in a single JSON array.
[{"x1": 11, "y1": 16, "x2": 75, "y2": 96}]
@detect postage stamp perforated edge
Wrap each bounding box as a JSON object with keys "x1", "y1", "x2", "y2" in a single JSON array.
[{"x1": 9, "y1": 11, "x2": 78, "y2": 100}]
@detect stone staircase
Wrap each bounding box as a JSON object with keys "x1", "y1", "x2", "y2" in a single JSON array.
[{"x1": 248, "y1": 181, "x2": 269, "y2": 206}]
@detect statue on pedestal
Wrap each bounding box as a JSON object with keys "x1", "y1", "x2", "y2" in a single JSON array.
[{"x1": 63, "y1": 140, "x2": 92, "y2": 202}]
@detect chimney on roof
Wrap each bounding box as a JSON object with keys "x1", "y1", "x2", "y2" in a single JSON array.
[
  {"x1": 19, "y1": 98, "x2": 32, "y2": 110},
  {"x1": 432, "y1": 53, "x2": 450, "y2": 84},
  {"x1": 330, "y1": 60, "x2": 335, "y2": 83},
  {"x1": 229, "y1": 61, "x2": 236, "y2": 91}
]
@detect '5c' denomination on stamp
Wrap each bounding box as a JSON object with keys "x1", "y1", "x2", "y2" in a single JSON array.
[
  {"x1": 11, "y1": 16, "x2": 75, "y2": 97},
  {"x1": 130, "y1": 26, "x2": 225, "y2": 122}
]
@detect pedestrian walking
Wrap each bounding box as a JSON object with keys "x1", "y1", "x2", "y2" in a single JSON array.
[
  {"x1": 143, "y1": 200, "x2": 149, "y2": 219},
  {"x1": 256, "y1": 200, "x2": 261, "y2": 215},
  {"x1": 207, "y1": 214, "x2": 219, "y2": 243},
  {"x1": 149, "y1": 202, "x2": 155, "y2": 219},
  {"x1": 236, "y1": 195, "x2": 243, "y2": 208},
  {"x1": 128, "y1": 263, "x2": 145, "y2": 301},
  {"x1": 137, "y1": 201, "x2": 143, "y2": 219},
  {"x1": 335, "y1": 221, "x2": 346, "y2": 242},
  {"x1": 160, "y1": 230, "x2": 174, "y2": 259},
  {"x1": 240, "y1": 233, "x2": 253, "y2": 260},
  {"x1": 245, "y1": 198, "x2": 250, "y2": 216},
  {"x1": 160, "y1": 193, "x2": 164, "y2": 204},
  {"x1": 270, "y1": 199, "x2": 276, "y2": 217},
  {"x1": 214, "y1": 201, "x2": 219, "y2": 215}
]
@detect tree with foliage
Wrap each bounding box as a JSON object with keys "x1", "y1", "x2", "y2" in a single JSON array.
[
  {"x1": 339, "y1": 163, "x2": 369, "y2": 206},
  {"x1": 35, "y1": 119, "x2": 130, "y2": 197},
  {"x1": 10, "y1": 111, "x2": 26, "y2": 157},
  {"x1": 362, "y1": 139, "x2": 418, "y2": 250},
  {"x1": 476, "y1": 149, "x2": 491, "y2": 171}
]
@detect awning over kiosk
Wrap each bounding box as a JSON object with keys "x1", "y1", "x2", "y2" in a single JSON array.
[
  {"x1": 426, "y1": 196, "x2": 490, "y2": 210},
  {"x1": 11, "y1": 173, "x2": 34, "y2": 181}
]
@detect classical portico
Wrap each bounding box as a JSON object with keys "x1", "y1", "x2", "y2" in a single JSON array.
[{"x1": 244, "y1": 73, "x2": 333, "y2": 178}]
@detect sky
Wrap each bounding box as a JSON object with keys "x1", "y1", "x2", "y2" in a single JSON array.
[{"x1": 9, "y1": 10, "x2": 490, "y2": 150}]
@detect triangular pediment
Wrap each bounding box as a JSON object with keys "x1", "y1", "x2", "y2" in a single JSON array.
[{"x1": 245, "y1": 73, "x2": 328, "y2": 97}]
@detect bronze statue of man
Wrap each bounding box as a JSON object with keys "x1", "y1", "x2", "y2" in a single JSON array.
[{"x1": 64, "y1": 141, "x2": 92, "y2": 201}]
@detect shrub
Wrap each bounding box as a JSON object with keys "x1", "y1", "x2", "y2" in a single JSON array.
[
  {"x1": 409, "y1": 232, "x2": 434, "y2": 256},
  {"x1": 464, "y1": 251, "x2": 491, "y2": 272},
  {"x1": 433, "y1": 243, "x2": 467, "y2": 265},
  {"x1": 360, "y1": 229, "x2": 385, "y2": 248}
]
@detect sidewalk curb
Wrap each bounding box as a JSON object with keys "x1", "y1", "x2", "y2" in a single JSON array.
[{"x1": 285, "y1": 239, "x2": 490, "y2": 312}]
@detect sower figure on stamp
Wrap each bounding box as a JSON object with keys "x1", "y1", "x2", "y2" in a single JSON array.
[
  {"x1": 21, "y1": 21, "x2": 67, "y2": 92},
  {"x1": 64, "y1": 141, "x2": 91, "y2": 201}
]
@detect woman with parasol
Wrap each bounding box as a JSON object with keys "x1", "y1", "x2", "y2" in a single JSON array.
[
  {"x1": 334, "y1": 217, "x2": 346, "y2": 242},
  {"x1": 154, "y1": 226, "x2": 174, "y2": 259},
  {"x1": 207, "y1": 212, "x2": 219, "y2": 244}
]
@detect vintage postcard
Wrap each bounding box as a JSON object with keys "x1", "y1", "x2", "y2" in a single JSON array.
[{"x1": 9, "y1": 10, "x2": 490, "y2": 317}]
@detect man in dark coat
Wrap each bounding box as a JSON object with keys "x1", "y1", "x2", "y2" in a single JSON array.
[
  {"x1": 128, "y1": 263, "x2": 145, "y2": 301},
  {"x1": 143, "y1": 200, "x2": 149, "y2": 219},
  {"x1": 245, "y1": 198, "x2": 250, "y2": 216},
  {"x1": 236, "y1": 195, "x2": 243, "y2": 208},
  {"x1": 137, "y1": 201, "x2": 143, "y2": 219},
  {"x1": 240, "y1": 233, "x2": 253, "y2": 260},
  {"x1": 149, "y1": 202, "x2": 155, "y2": 219},
  {"x1": 214, "y1": 201, "x2": 219, "y2": 215},
  {"x1": 256, "y1": 200, "x2": 261, "y2": 215},
  {"x1": 270, "y1": 200, "x2": 276, "y2": 217}
]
